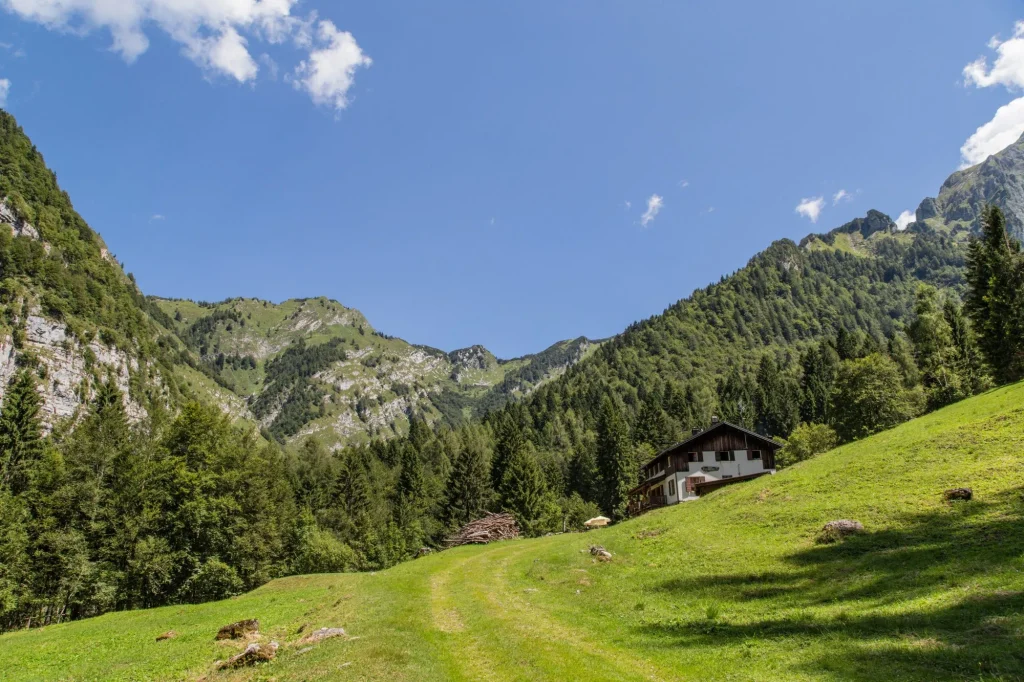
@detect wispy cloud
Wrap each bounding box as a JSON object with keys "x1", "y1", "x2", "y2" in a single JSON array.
[
  {"x1": 1, "y1": 0, "x2": 371, "y2": 112},
  {"x1": 640, "y1": 194, "x2": 663, "y2": 228},
  {"x1": 150, "y1": 213, "x2": 166, "y2": 222},
  {"x1": 0, "y1": 78, "x2": 8, "y2": 108},
  {"x1": 795, "y1": 197, "x2": 825, "y2": 223},
  {"x1": 679, "y1": 179, "x2": 689, "y2": 188},
  {"x1": 894, "y1": 210, "x2": 915, "y2": 231},
  {"x1": 961, "y1": 21, "x2": 1024, "y2": 167},
  {"x1": 832, "y1": 189, "x2": 851, "y2": 205},
  {"x1": 703, "y1": 206, "x2": 715, "y2": 214},
  {"x1": 623, "y1": 200, "x2": 631, "y2": 209}
]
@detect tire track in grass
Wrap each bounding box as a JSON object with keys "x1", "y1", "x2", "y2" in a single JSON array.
[
  {"x1": 443, "y1": 541, "x2": 674, "y2": 681},
  {"x1": 428, "y1": 550, "x2": 503, "y2": 681}
]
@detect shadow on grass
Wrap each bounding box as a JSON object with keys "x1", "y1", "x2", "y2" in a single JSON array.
[{"x1": 639, "y1": 489, "x2": 1024, "y2": 680}]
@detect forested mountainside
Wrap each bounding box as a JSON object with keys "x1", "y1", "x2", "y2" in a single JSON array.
[
  {"x1": 0, "y1": 106, "x2": 1021, "y2": 631},
  {"x1": 150, "y1": 296, "x2": 599, "y2": 446}
]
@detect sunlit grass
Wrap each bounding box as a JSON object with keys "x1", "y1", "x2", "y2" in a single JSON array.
[{"x1": 6, "y1": 383, "x2": 1024, "y2": 680}]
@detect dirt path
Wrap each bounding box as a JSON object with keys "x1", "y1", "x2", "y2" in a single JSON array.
[{"x1": 425, "y1": 541, "x2": 677, "y2": 681}]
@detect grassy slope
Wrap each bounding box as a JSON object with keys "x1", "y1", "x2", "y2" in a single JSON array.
[{"x1": 6, "y1": 383, "x2": 1024, "y2": 681}]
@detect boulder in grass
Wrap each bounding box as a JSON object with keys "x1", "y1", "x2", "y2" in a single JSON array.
[
  {"x1": 944, "y1": 487, "x2": 973, "y2": 502},
  {"x1": 816, "y1": 519, "x2": 864, "y2": 544},
  {"x1": 297, "y1": 627, "x2": 346, "y2": 646},
  {"x1": 589, "y1": 545, "x2": 613, "y2": 561},
  {"x1": 215, "y1": 619, "x2": 259, "y2": 640},
  {"x1": 217, "y1": 641, "x2": 278, "y2": 669}
]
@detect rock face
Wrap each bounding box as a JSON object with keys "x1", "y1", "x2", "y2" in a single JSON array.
[
  {"x1": 0, "y1": 313, "x2": 151, "y2": 429},
  {"x1": 0, "y1": 198, "x2": 41, "y2": 241},
  {"x1": 152, "y1": 296, "x2": 602, "y2": 447},
  {"x1": 916, "y1": 130, "x2": 1024, "y2": 239}
]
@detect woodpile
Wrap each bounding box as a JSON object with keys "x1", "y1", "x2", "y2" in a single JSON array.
[{"x1": 445, "y1": 513, "x2": 519, "y2": 547}]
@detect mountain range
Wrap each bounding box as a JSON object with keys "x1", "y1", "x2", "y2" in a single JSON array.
[{"x1": 0, "y1": 109, "x2": 1022, "y2": 448}]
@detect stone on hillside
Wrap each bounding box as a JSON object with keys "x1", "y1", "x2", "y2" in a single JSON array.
[
  {"x1": 297, "y1": 627, "x2": 346, "y2": 645},
  {"x1": 589, "y1": 545, "x2": 613, "y2": 561},
  {"x1": 217, "y1": 641, "x2": 278, "y2": 669},
  {"x1": 417, "y1": 547, "x2": 433, "y2": 557},
  {"x1": 215, "y1": 619, "x2": 259, "y2": 640},
  {"x1": 943, "y1": 487, "x2": 973, "y2": 502},
  {"x1": 816, "y1": 519, "x2": 864, "y2": 544},
  {"x1": 155, "y1": 631, "x2": 176, "y2": 641}
]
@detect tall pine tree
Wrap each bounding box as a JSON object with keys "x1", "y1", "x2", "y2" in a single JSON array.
[{"x1": 595, "y1": 396, "x2": 633, "y2": 520}]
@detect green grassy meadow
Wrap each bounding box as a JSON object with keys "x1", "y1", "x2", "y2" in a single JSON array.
[{"x1": 6, "y1": 383, "x2": 1024, "y2": 681}]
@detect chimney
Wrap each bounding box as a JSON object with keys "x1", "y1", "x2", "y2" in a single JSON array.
[
  {"x1": 691, "y1": 427, "x2": 701, "y2": 436},
  {"x1": 711, "y1": 415, "x2": 720, "y2": 424}
]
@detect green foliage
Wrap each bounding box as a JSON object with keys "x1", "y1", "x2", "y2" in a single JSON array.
[
  {"x1": 965, "y1": 205, "x2": 1024, "y2": 384},
  {"x1": 499, "y1": 443, "x2": 551, "y2": 536},
  {"x1": 829, "y1": 354, "x2": 923, "y2": 442},
  {"x1": 442, "y1": 444, "x2": 491, "y2": 530},
  {"x1": 596, "y1": 396, "x2": 633, "y2": 521},
  {"x1": 0, "y1": 370, "x2": 42, "y2": 495},
  {"x1": 777, "y1": 422, "x2": 838, "y2": 468}
]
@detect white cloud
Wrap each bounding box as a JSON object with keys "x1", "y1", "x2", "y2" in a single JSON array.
[
  {"x1": 679, "y1": 179, "x2": 689, "y2": 188},
  {"x1": 963, "y1": 21, "x2": 1024, "y2": 90},
  {"x1": 960, "y1": 96, "x2": 1024, "y2": 167},
  {"x1": 623, "y1": 200, "x2": 631, "y2": 209},
  {"x1": 150, "y1": 213, "x2": 166, "y2": 221},
  {"x1": 0, "y1": 78, "x2": 8, "y2": 107},
  {"x1": 795, "y1": 196, "x2": 825, "y2": 223},
  {"x1": 640, "y1": 194, "x2": 663, "y2": 227},
  {"x1": 961, "y1": 22, "x2": 1024, "y2": 167},
  {"x1": 832, "y1": 189, "x2": 851, "y2": 205},
  {"x1": 0, "y1": 0, "x2": 371, "y2": 109},
  {"x1": 894, "y1": 210, "x2": 915, "y2": 231},
  {"x1": 292, "y1": 19, "x2": 371, "y2": 111}
]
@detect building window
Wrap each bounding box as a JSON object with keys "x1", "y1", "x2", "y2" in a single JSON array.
[
  {"x1": 687, "y1": 452, "x2": 702, "y2": 462},
  {"x1": 750, "y1": 450, "x2": 762, "y2": 460},
  {"x1": 716, "y1": 451, "x2": 735, "y2": 462},
  {"x1": 667, "y1": 479, "x2": 676, "y2": 496}
]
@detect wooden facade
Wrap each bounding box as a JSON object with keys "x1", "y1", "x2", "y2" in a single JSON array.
[{"x1": 628, "y1": 419, "x2": 781, "y2": 514}]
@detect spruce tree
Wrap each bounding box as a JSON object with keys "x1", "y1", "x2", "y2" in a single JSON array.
[
  {"x1": 754, "y1": 355, "x2": 799, "y2": 438},
  {"x1": 499, "y1": 444, "x2": 549, "y2": 536},
  {"x1": 799, "y1": 342, "x2": 839, "y2": 423},
  {"x1": 490, "y1": 413, "x2": 525, "y2": 491},
  {"x1": 442, "y1": 446, "x2": 490, "y2": 529},
  {"x1": 965, "y1": 205, "x2": 1024, "y2": 383},
  {"x1": 595, "y1": 396, "x2": 633, "y2": 520},
  {"x1": 0, "y1": 370, "x2": 43, "y2": 496}
]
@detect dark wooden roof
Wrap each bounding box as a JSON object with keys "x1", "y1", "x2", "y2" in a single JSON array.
[{"x1": 641, "y1": 420, "x2": 782, "y2": 470}]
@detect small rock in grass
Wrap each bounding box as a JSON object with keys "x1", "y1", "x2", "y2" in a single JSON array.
[
  {"x1": 944, "y1": 487, "x2": 973, "y2": 502},
  {"x1": 217, "y1": 641, "x2": 278, "y2": 669},
  {"x1": 298, "y1": 627, "x2": 347, "y2": 646},
  {"x1": 816, "y1": 519, "x2": 864, "y2": 544},
  {"x1": 155, "y1": 631, "x2": 176, "y2": 642},
  {"x1": 215, "y1": 619, "x2": 259, "y2": 640}
]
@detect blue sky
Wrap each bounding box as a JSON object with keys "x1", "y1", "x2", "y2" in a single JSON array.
[{"x1": 1, "y1": 1, "x2": 1023, "y2": 357}]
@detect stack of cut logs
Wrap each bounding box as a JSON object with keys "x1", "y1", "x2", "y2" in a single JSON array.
[{"x1": 445, "y1": 513, "x2": 520, "y2": 547}]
